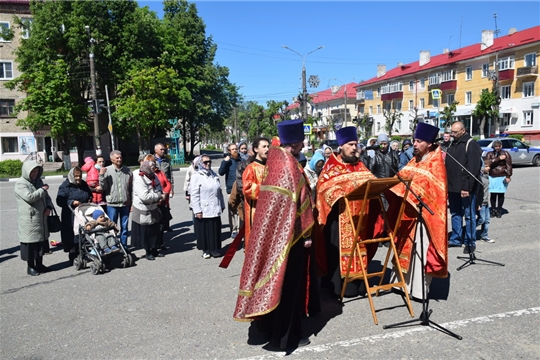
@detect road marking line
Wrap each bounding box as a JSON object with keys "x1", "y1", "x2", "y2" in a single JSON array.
[{"x1": 237, "y1": 307, "x2": 540, "y2": 360}]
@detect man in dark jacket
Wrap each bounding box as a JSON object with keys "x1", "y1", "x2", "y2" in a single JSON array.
[
  {"x1": 445, "y1": 121, "x2": 482, "y2": 254},
  {"x1": 219, "y1": 143, "x2": 242, "y2": 237},
  {"x1": 366, "y1": 133, "x2": 399, "y2": 179}
]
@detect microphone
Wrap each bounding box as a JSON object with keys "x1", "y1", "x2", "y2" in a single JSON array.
[{"x1": 365, "y1": 144, "x2": 380, "y2": 150}]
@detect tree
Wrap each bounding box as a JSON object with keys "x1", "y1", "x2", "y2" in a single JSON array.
[
  {"x1": 472, "y1": 89, "x2": 498, "y2": 139},
  {"x1": 440, "y1": 101, "x2": 459, "y2": 130},
  {"x1": 112, "y1": 66, "x2": 182, "y2": 153},
  {"x1": 408, "y1": 107, "x2": 421, "y2": 136},
  {"x1": 160, "y1": 0, "x2": 238, "y2": 158},
  {"x1": 382, "y1": 109, "x2": 402, "y2": 136},
  {"x1": 6, "y1": 0, "x2": 158, "y2": 162},
  {"x1": 356, "y1": 113, "x2": 373, "y2": 140}
]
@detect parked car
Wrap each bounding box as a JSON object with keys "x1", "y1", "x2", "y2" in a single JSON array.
[{"x1": 477, "y1": 137, "x2": 540, "y2": 166}]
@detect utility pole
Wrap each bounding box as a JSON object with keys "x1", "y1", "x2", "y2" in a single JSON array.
[
  {"x1": 86, "y1": 25, "x2": 101, "y2": 156},
  {"x1": 282, "y1": 45, "x2": 324, "y2": 120}
]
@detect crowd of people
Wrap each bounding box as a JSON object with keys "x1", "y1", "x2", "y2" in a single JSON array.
[{"x1": 14, "y1": 121, "x2": 514, "y2": 351}]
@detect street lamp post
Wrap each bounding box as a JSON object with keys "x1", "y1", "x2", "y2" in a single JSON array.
[{"x1": 281, "y1": 45, "x2": 324, "y2": 120}]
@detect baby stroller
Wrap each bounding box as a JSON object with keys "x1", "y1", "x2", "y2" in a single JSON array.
[{"x1": 72, "y1": 203, "x2": 135, "y2": 275}]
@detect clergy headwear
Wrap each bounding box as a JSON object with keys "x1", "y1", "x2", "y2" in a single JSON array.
[
  {"x1": 415, "y1": 122, "x2": 439, "y2": 143},
  {"x1": 277, "y1": 119, "x2": 304, "y2": 145},
  {"x1": 336, "y1": 126, "x2": 358, "y2": 146}
]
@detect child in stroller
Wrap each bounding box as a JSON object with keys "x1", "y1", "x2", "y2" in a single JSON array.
[
  {"x1": 72, "y1": 204, "x2": 134, "y2": 274},
  {"x1": 85, "y1": 209, "x2": 120, "y2": 255}
]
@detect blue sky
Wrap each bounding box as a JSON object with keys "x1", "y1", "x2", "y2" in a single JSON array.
[{"x1": 138, "y1": 1, "x2": 540, "y2": 106}]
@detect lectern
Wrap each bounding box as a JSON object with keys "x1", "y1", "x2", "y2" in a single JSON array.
[{"x1": 340, "y1": 177, "x2": 414, "y2": 325}]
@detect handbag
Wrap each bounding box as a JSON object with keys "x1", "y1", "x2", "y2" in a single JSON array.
[{"x1": 48, "y1": 206, "x2": 62, "y2": 233}]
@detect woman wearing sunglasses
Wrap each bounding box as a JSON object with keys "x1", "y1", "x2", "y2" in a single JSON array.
[{"x1": 190, "y1": 155, "x2": 225, "y2": 259}]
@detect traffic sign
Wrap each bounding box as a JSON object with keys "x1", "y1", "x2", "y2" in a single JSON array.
[
  {"x1": 303, "y1": 124, "x2": 312, "y2": 135},
  {"x1": 431, "y1": 89, "x2": 442, "y2": 99}
]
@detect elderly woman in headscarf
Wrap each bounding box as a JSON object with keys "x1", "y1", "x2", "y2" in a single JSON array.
[
  {"x1": 56, "y1": 166, "x2": 92, "y2": 263},
  {"x1": 132, "y1": 159, "x2": 166, "y2": 260},
  {"x1": 304, "y1": 151, "x2": 325, "y2": 197},
  {"x1": 15, "y1": 161, "x2": 54, "y2": 275},
  {"x1": 190, "y1": 154, "x2": 225, "y2": 259}
]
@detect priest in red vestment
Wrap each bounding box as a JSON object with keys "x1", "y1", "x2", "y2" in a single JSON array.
[
  {"x1": 386, "y1": 122, "x2": 448, "y2": 300},
  {"x1": 316, "y1": 126, "x2": 383, "y2": 297},
  {"x1": 234, "y1": 120, "x2": 315, "y2": 350}
]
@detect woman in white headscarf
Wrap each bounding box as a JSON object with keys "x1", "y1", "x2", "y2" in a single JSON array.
[{"x1": 190, "y1": 154, "x2": 225, "y2": 259}]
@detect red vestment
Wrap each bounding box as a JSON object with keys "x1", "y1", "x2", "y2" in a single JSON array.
[
  {"x1": 316, "y1": 153, "x2": 383, "y2": 278},
  {"x1": 386, "y1": 147, "x2": 448, "y2": 278},
  {"x1": 241, "y1": 160, "x2": 266, "y2": 249},
  {"x1": 234, "y1": 147, "x2": 314, "y2": 322}
]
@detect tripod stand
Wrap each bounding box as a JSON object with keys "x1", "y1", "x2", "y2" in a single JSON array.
[
  {"x1": 383, "y1": 181, "x2": 462, "y2": 340},
  {"x1": 456, "y1": 251, "x2": 505, "y2": 271}
]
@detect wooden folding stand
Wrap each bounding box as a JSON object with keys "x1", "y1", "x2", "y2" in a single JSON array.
[{"x1": 340, "y1": 177, "x2": 414, "y2": 325}]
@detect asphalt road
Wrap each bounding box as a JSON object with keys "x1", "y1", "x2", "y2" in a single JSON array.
[{"x1": 1, "y1": 165, "x2": 539, "y2": 359}]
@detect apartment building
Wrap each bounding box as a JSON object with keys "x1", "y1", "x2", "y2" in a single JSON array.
[
  {"x1": 0, "y1": 0, "x2": 37, "y2": 161},
  {"x1": 354, "y1": 25, "x2": 540, "y2": 141}
]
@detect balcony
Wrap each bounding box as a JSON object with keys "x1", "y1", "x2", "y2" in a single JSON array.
[
  {"x1": 427, "y1": 83, "x2": 440, "y2": 92},
  {"x1": 381, "y1": 92, "x2": 403, "y2": 101},
  {"x1": 440, "y1": 80, "x2": 457, "y2": 91},
  {"x1": 516, "y1": 65, "x2": 538, "y2": 78},
  {"x1": 498, "y1": 69, "x2": 515, "y2": 81}
]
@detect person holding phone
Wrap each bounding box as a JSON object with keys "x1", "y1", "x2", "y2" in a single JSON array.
[
  {"x1": 219, "y1": 143, "x2": 242, "y2": 238},
  {"x1": 485, "y1": 140, "x2": 512, "y2": 218}
]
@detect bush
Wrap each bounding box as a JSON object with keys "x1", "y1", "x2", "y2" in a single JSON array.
[
  {"x1": 0, "y1": 159, "x2": 23, "y2": 177},
  {"x1": 507, "y1": 134, "x2": 524, "y2": 141}
]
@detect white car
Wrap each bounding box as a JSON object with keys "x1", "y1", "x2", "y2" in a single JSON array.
[{"x1": 477, "y1": 137, "x2": 540, "y2": 166}]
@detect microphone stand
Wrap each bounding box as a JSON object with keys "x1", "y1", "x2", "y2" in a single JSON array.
[
  {"x1": 383, "y1": 172, "x2": 462, "y2": 340},
  {"x1": 440, "y1": 146, "x2": 505, "y2": 270}
]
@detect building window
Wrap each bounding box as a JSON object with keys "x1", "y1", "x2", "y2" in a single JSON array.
[
  {"x1": 377, "y1": 87, "x2": 380, "y2": 97},
  {"x1": 1, "y1": 137, "x2": 18, "y2": 153},
  {"x1": 466, "y1": 66, "x2": 473, "y2": 80},
  {"x1": 419, "y1": 78, "x2": 425, "y2": 89},
  {"x1": 0, "y1": 62, "x2": 13, "y2": 79},
  {"x1": 502, "y1": 113, "x2": 510, "y2": 126},
  {"x1": 428, "y1": 73, "x2": 440, "y2": 85},
  {"x1": 433, "y1": 99, "x2": 439, "y2": 108},
  {"x1": 447, "y1": 94, "x2": 455, "y2": 104},
  {"x1": 369, "y1": 106, "x2": 373, "y2": 115},
  {"x1": 395, "y1": 101, "x2": 402, "y2": 111},
  {"x1": 482, "y1": 64, "x2": 490, "y2": 77},
  {"x1": 0, "y1": 22, "x2": 10, "y2": 42},
  {"x1": 380, "y1": 82, "x2": 403, "y2": 95},
  {"x1": 409, "y1": 100, "x2": 414, "y2": 110},
  {"x1": 0, "y1": 99, "x2": 15, "y2": 117},
  {"x1": 523, "y1": 111, "x2": 533, "y2": 126},
  {"x1": 441, "y1": 69, "x2": 456, "y2": 82},
  {"x1": 523, "y1": 82, "x2": 535, "y2": 98},
  {"x1": 21, "y1": 18, "x2": 33, "y2": 39},
  {"x1": 409, "y1": 81, "x2": 414, "y2": 91},
  {"x1": 376, "y1": 122, "x2": 381, "y2": 131},
  {"x1": 377, "y1": 105, "x2": 381, "y2": 114},
  {"x1": 419, "y1": 98, "x2": 425, "y2": 109},
  {"x1": 501, "y1": 85, "x2": 511, "y2": 100},
  {"x1": 498, "y1": 55, "x2": 515, "y2": 71},
  {"x1": 465, "y1": 91, "x2": 472, "y2": 105},
  {"x1": 524, "y1": 53, "x2": 537, "y2": 67}
]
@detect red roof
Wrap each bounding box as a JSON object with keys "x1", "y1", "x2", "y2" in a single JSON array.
[
  {"x1": 355, "y1": 25, "x2": 540, "y2": 88},
  {"x1": 286, "y1": 82, "x2": 358, "y2": 111}
]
